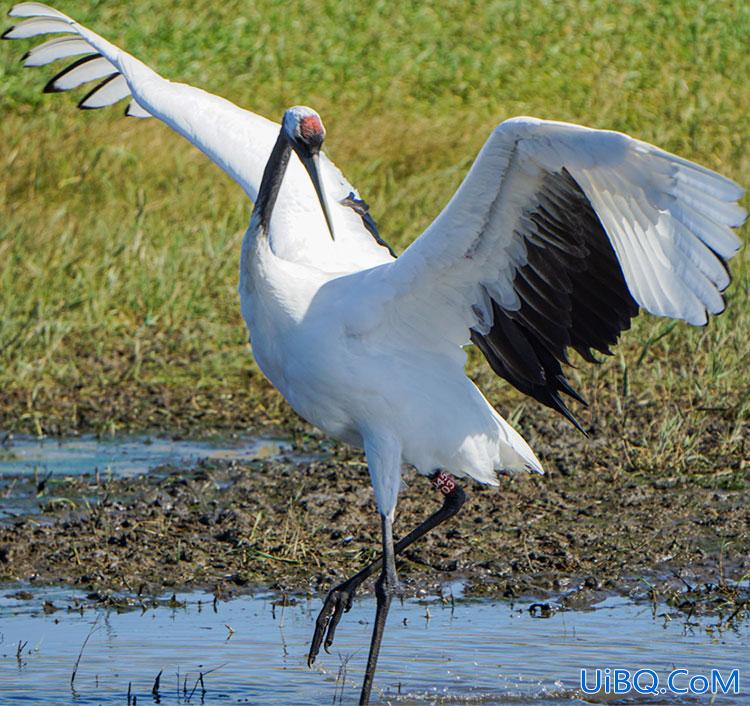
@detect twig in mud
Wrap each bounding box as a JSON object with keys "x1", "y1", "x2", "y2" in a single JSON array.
[
  {"x1": 35, "y1": 470, "x2": 53, "y2": 495},
  {"x1": 70, "y1": 615, "x2": 100, "y2": 690},
  {"x1": 639, "y1": 576, "x2": 658, "y2": 606},
  {"x1": 278, "y1": 621, "x2": 289, "y2": 658},
  {"x1": 719, "y1": 601, "x2": 748, "y2": 630},
  {"x1": 248, "y1": 547, "x2": 300, "y2": 564},
  {"x1": 1, "y1": 477, "x2": 17, "y2": 498},
  {"x1": 200, "y1": 663, "x2": 227, "y2": 678}
]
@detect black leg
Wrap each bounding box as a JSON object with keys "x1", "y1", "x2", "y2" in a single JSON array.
[
  {"x1": 359, "y1": 512, "x2": 397, "y2": 705},
  {"x1": 308, "y1": 471, "x2": 466, "y2": 667}
]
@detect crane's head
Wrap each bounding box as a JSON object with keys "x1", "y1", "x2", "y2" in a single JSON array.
[{"x1": 282, "y1": 106, "x2": 335, "y2": 240}]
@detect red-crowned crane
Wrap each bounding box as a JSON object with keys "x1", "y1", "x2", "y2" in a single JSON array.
[{"x1": 4, "y1": 4, "x2": 746, "y2": 704}]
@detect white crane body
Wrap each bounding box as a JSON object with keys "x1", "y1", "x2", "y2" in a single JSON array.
[{"x1": 241, "y1": 223, "x2": 541, "y2": 516}]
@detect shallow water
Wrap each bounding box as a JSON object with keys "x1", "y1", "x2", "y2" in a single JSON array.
[
  {"x1": 0, "y1": 434, "x2": 292, "y2": 478},
  {"x1": 0, "y1": 586, "x2": 746, "y2": 705},
  {"x1": 0, "y1": 433, "x2": 294, "y2": 519}
]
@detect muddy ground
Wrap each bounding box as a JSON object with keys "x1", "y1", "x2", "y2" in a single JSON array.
[{"x1": 1, "y1": 420, "x2": 748, "y2": 622}]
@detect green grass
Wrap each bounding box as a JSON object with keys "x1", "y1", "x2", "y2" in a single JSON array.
[{"x1": 0, "y1": 0, "x2": 748, "y2": 477}]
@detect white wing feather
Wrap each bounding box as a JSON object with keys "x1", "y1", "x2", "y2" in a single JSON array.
[
  {"x1": 356, "y1": 117, "x2": 745, "y2": 349},
  {"x1": 9, "y1": 2, "x2": 67, "y2": 18},
  {"x1": 45, "y1": 55, "x2": 115, "y2": 91},
  {"x1": 79, "y1": 74, "x2": 131, "y2": 109},
  {"x1": 2, "y1": 17, "x2": 73, "y2": 38},
  {"x1": 3, "y1": 2, "x2": 394, "y2": 269},
  {"x1": 2, "y1": 3, "x2": 282, "y2": 201},
  {"x1": 125, "y1": 98, "x2": 152, "y2": 119},
  {"x1": 21, "y1": 36, "x2": 92, "y2": 67}
]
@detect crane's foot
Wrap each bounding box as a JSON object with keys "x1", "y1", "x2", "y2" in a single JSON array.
[
  {"x1": 307, "y1": 471, "x2": 466, "y2": 667},
  {"x1": 307, "y1": 576, "x2": 359, "y2": 666},
  {"x1": 308, "y1": 570, "x2": 407, "y2": 667}
]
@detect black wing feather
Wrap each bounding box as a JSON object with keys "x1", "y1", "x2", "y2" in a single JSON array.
[
  {"x1": 472, "y1": 168, "x2": 640, "y2": 431},
  {"x1": 340, "y1": 192, "x2": 397, "y2": 257}
]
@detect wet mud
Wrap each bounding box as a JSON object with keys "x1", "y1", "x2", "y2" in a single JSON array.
[{"x1": 1, "y1": 431, "x2": 747, "y2": 621}]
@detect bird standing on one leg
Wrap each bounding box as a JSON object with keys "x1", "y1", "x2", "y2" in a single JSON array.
[{"x1": 4, "y1": 5, "x2": 746, "y2": 704}]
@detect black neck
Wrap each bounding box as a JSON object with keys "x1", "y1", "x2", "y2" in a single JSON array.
[{"x1": 255, "y1": 130, "x2": 292, "y2": 233}]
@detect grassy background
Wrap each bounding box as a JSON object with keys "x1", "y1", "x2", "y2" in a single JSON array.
[{"x1": 0, "y1": 0, "x2": 748, "y2": 480}]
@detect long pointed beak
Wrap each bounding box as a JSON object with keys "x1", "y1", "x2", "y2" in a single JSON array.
[{"x1": 300, "y1": 152, "x2": 336, "y2": 241}]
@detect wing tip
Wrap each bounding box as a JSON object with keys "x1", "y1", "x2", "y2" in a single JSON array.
[
  {"x1": 555, "y1": 374, "x2": 588, "y2": 406},
  {"x1": 8, "y1": 3, "x2": 39, "y2": 18},
  {"x1": 734, "y1": 204, "x2": 748, "y2": 228},
  {"x1": 1, "y1": 25, "x2": 16, "y2": 39},
  {"x1": 42, "y1": 77, "x2": 63, "y2": 93},
  {"x1": 551, "y1": 391, "x2": 589, "y2": 436},
  {"x1": 76, "y1": 73, "x2": 120, "y2": 110},
  {"x1": 41, "y1": 55, "x2": 102, "y2": 95},
  {"x1": 8, "y1": 3, "x2": 66, "y2": 21},
  {"x1": 717, "y1": 256, "x2": 733, "y2": 293},
  {"x1": 124, "y1": 101, "x2": 149, "y2": 119}
]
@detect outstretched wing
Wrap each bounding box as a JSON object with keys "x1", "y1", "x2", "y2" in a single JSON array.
[
  {"x1": 361, "y1": 117, "x2": 746, "y2": 429},
  {"x1": 3, "y1": 2, "x2": 280, "y2": 200},
  {"x1": 3, "y1": 3, "x2": 394, "y2": 267}
]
